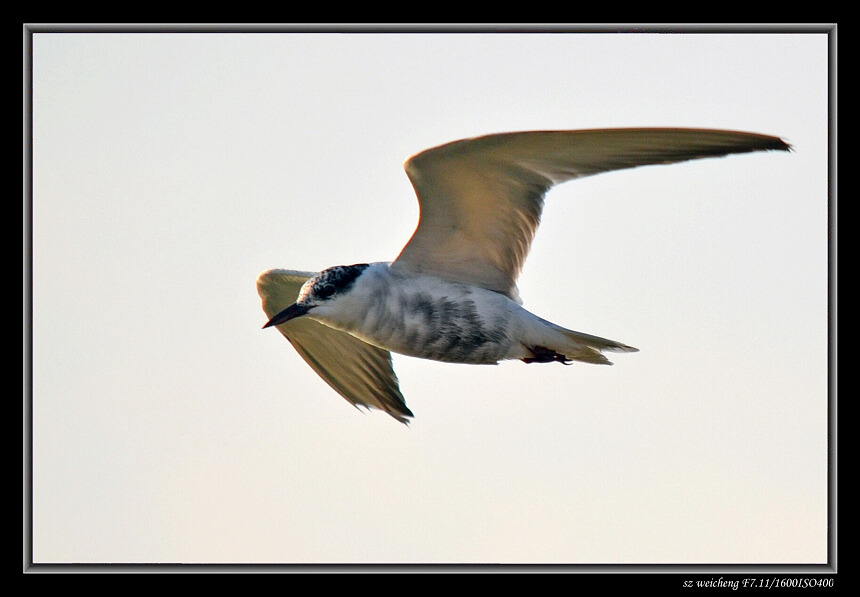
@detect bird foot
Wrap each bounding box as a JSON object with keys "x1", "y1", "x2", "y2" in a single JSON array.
[{"x1": 521, "y1": 345, "x2": 572, "y2": 365}]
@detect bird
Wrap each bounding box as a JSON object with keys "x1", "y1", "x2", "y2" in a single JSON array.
[{"x1": 257, "y1": 128, "x2": 791, "y2": 423}]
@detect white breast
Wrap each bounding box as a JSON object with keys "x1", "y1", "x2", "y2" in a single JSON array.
[{"x1": 321, "y1": 263, "x2": 519, "y2": 364}]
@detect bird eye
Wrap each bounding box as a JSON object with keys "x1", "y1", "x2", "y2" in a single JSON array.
[{"x1": 315, "y1": 283, "x2": 336, "y2": 300}]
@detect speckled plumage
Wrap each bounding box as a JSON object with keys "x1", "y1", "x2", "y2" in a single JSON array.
[
  {"x1": 259, "y1": 127, "x2": 791, "y2": 422},
  {"x1": 307, "y1": 264, "x2": 515, "y2": 364}
]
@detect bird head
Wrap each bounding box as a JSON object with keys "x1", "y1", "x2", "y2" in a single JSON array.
[{"x1": 263, "y1": 263, "x2": 370, "y2": 328}]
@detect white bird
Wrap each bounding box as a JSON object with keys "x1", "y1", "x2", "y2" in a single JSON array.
[{"x1": 258, "y1": 128, "x2": 790, "y2": 423}]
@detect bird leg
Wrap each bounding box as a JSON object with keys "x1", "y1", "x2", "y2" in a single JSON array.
[{"x1": 521, "y1": 345, "x2": 572, "y2": 365}]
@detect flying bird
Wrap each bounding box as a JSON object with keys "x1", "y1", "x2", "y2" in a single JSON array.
[{"x1": 258, "y1": 128, "x2": 790, "y2": 423}]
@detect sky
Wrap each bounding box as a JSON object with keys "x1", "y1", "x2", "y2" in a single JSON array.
[{"x1": 29, "y1": 29, "x2": 831, "y2": 566}]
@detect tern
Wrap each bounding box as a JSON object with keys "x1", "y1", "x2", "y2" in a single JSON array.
[{"x1": 258, "y1": 128, "x2": 790, "y2": 423}]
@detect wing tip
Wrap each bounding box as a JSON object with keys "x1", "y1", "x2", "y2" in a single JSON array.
[
  {"x1": 376, "y1": 393, "x2": 415, "y2": 425},
  {"x1": 754, "y1": 133, "x2": 792, "y2": 153},
  {"x1": 777, "y1": 138, "x2": 794, "y2": 153},
  {"x1": 353, "y1": 400, "x2": 414, "y2": 425},
  {"x1": 393, "y1": 411, "x2": 414, "y2": 426}
]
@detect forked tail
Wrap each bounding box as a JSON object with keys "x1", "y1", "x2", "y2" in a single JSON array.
[{"x1": 522, "y1": 322, "x2": 638, "y2": 365}]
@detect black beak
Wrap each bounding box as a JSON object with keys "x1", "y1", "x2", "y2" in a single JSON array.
[{"x1": 263, "y1": 303, "x2": 311, "y2": 328}]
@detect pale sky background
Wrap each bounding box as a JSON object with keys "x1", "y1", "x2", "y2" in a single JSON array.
[{"x1": 29, "y1": 29, "x2": 831, "y2": 566}]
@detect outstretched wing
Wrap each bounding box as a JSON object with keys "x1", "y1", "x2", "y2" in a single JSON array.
[
  {"x1": 257, "y1": 269, "x2": 413, "y2": 424},
  {"x1": 392, "y1": 128, "x2": 791, "y2": 300}
]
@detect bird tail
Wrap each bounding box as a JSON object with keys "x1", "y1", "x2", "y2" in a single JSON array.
[
  {"x1": 522, "y1": 317, "x2": 638, "y2": 365},
  {"x1": 557, "y1": 327, "x2": 638, "y2": 365}
]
